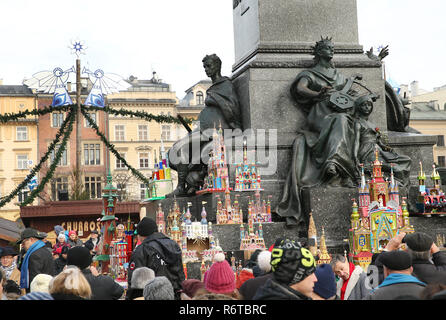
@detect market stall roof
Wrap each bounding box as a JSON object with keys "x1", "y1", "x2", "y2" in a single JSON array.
[{"x1": 0, "y1": 218, "x2": 24, "y2": 242}]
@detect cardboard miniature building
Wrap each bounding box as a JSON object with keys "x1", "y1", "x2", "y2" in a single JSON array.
[
  {"x1": 415, "y1": 163, "x2": 446, "y2": 216},
  {"x1": 248, "y1": 190, "x2": 272, "y2": 223},
  {"x1": 197, "y1": 124, "x2": 231, "y2": 194},
  {"x1": 234, "y1": 138, "x2": 262, "y2": 191},
  {"x1": 349, "y1": 150, "x2": 415, "y2": 270},
  {"x1": 215, "y1": 187, "x2": 243, "y2": 225}
]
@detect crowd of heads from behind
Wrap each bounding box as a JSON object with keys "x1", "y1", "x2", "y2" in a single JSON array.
[{"x1": 1, "y1": 219, "x2": 445, "y2": 300}]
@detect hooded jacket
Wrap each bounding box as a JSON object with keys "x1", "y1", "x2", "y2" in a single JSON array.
[
  {"x1": 240, "y1": 273, "x2": 273, "y2": 300},
  {"x1": 127, "y1": 232, "x2": 185, "y2": 297},
  {"x1": 253, "y1": 278, "x2": 311, "y2": 300}
]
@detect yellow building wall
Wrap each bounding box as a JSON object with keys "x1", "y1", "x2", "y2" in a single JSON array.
[
  {"x1": 410, "y1": 88, "x2": 446, "y2": 110},
  {"x1": 409, "y1": 120, "x2": 446, "y2": 165},
  {"x1": 0, "y1": 96, "x2": 38, "y2": 221}
]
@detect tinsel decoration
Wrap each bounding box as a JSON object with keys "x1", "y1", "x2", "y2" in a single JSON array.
[
  {"x1": 20, "y1": 108, "x2": 75, "y2": 206},
  {"x1": 0, "y1": 107, "x2": 75, "y2": 208},
  {"x1": 0, "y1": 105, "x2": 72, "y2": 123}
]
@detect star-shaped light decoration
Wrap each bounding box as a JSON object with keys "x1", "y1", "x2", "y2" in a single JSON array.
[{"x1": 70, "y1": 39, "x2": 87, "y2": 57}]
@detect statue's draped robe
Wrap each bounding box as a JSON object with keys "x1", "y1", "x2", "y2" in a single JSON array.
[{"x1": 277, "y1": 68, "x2": 357, "y2": 228}]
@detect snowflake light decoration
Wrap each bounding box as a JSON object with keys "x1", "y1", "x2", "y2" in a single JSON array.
[{"x1": 70, "y1": 39, "x2": 87, "y2": 57}]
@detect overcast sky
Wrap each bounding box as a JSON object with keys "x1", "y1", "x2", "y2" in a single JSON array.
[{"x1": 0, "y1": 0, "x2": 444, "y2": 98}]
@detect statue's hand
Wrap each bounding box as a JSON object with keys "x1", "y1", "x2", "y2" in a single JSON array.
[
  {"x1": 378, "y1": 45, "x2": 389, "y2": 61},
  {"x1": 319, "y1": 86, "x2": 336, "y2": 99}
]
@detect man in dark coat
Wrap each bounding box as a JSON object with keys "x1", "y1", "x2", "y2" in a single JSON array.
[
  {"x1": 127, "y1": 217, "x2": 185, "y2": 299},
  {"x1": 253, "y1": 239, "x2": 317, "y2": 300},
  {"x1": 67, "y1": 246, "x2": 124, "y2": 300},
  {"x1": 17, "y1": 228, "x2": 55, "y2": 293},
  {"x1": 364, "y1": 250, "x2": 426, "y2": 300}
]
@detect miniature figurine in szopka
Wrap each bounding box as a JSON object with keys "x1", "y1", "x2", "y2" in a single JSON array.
[
  {"x1": 247, "y1": 190, "x2": 272, "y2": 223},
  {"x1": 215, "y1": 187, "x2": 243, "y2": 224},
  {"x1": 197, "y1": 123, "x2": 232, "y2": 195},
  {"x1": 349, "y1": 153, "x2": 415, "y2": 270},
  {"x1": 156, "y1": 203, "x2": 166, "y2": 234},
  {"x1": 415, "y1": 162, "x2": 446, "y2": 217},
  {"x1": 234, "y1": 137, "x2": 262, "y2": 192}
]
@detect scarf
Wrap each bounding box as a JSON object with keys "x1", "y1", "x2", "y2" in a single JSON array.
[
  {"x1": 20, "y1": 240, "x2": 46, "y2": 289},
  {"x1": 377, "y1": 273, "x2": 426, "y2": 289},
  {"x1": 1, "y1": 261, "x2": 17, "y2": 279},
  {"x1": 340, "y1": 262, "x2": 355, "y2": 300}
]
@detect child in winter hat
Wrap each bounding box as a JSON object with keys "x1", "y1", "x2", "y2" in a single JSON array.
[{"x1": 204, "y1": 252, "x2": 236, "y2": 295}]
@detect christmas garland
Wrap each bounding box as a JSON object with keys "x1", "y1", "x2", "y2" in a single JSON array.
[
  {"x1": 0, "y1": 107, "x2": 75, "y2": 208},
  {"x1": 0, "y1": 105, "x2": 72, "y2": 123},
  {"x1": 81, "y1": 108, "x2": 151, "y2": 186},
  {"x1": 20, "y1": 107, "x2": 76, "y2": 206},
  {"x1": 87, "y1": 105, "x2": 193, "y2": 125}
]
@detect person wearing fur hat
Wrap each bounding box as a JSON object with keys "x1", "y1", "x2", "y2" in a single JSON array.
[
  {"x1": 128, "y1": 217, "x2": 185, "y2": 299},
  {"x1": 67, "y1": 246, "x2": 124, "y2": 300},
  {"x1": 364, "y1": 250, "x2": 426, "y2": 300},
  {"x1": 239, "y1": 250, "x2": 273, "y2": 300},
  {"x1": 311, "y1": 264, "x2": 338, "y2": 300},
  {"x1": 52, "y1": 233, "x2": 71, "y2": 255},
  {"x1": 199, "y1": 252, "x2": 240, "y2": 299},
  {"x1": 331, "y1": 253, "x2": 370, "y2": 300},
  {"x1": 125, "y1": 267, "x2": 155, "y2": 300},
  {"x1": 67, "y1": 230, "x2": 83, "y2": 248},
  {"x1": 180, "y1": 279, "x2": 205, "y2": 300},
  {"x1": 253, "y1": 239, "x2": 317, "y2": 300}
]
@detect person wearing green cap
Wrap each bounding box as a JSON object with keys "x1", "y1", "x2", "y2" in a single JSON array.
[{"x1": 253, "y1": 239, "x2": 317, "y2": 300}]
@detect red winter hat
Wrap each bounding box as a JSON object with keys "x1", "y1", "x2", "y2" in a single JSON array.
[
  {"x1": 69, "y1": 230, "x2": 77, "y2": 236},
  {"x1": 204, "y1": 253, "x2": 236, "y2": 294},
  {"x1": 236, "y1": 269, "x2": 254, "y2": 289}
]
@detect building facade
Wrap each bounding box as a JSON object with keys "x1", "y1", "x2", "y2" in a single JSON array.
[
  {"x1": 106, "y1": 73, "x2": 180, "y2": 200},
  {"x1": 409, "y1": 102, "x2": 446, "y2": 167},
  {"x1": 0, "y1": 85, "x2": 38, "y2": 221},
  {"x1": 36, "y1": 78, "x2": 108, "y2": 203}
]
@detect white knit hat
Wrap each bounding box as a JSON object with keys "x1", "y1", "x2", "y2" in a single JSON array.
[
  {"x1": 30, "y1": 274, "x2": 54, "y2": 293},
  {"x1": 257, "y1": 250, "x2": 272, "y2": 273}
]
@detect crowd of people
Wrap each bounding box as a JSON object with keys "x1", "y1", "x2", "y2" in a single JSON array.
[{"x1": 1, "y1": 217, "x2": 445, "y2": 301}]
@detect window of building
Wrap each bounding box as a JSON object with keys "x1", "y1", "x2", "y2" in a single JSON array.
[
  {"x1": 139, "y1": 153, "x2": 150, "y2": 169},
  {"x1": 115, "y1": 125, "x2": 125, "y2": 141},
  {"x1": 438, "y1": 156, "x2": 446, "y2": 167},
  {"x1": 138, "y1": 125, "x2": 148, "y2": 141},
  {"x1": 438, "y1": 135, "x2": 445, "y2": 147},
  {"x1": 161, "y1": 125, "x2": 171, "y2": 141},
  {"x1": 85, "y1": 112, "x2": 97, "y2": 128},
  {"x1": 51, "y1": 177, "x2": 68, "y2": 201},
  {"x1": 196, "y1": 91, "x2": 204, "y2": 105},
  {"x1": 116, "y1": 153, "x2": 127, "y2": 169},
  {"x1": 50, "y1": 144, "x2": 68, "y2": 166},
  {"x1": 140, "y1": 183, "x2": 148, "y2": 200},
  {"x1": 18, "y1": 189, "x2": 29, "y2": 203},
  {"x1": 117, "y1": 183, "x2": 126, "y2": 201},
  {"x1": 52, "y1": 112, "x2": 65, "y2": 128},
  {"x1": 16, "y1": 126, "x2": 28, "y2": 141},
  {"x1": 84, "y1": 144, "x2": 101, "y2": 165},
  {"x1": 17, "y1": 154, "x2": 28, "y2": 169},
  {"x1": 85, "y1": 176, "x2": 102, "y2": 199}
]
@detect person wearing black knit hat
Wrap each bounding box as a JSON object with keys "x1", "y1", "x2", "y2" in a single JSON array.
[
  {"x1": 127, "y1": 217, "x2": 185, "y2": 300},
  {"x1": 365, "y1": 250, "x2": 426, "y2": 300},
  {"x1": 253, "y1": 239, "x2": 317, "y2": 300},
  {"x1": 66, "y1": 247, "x2": 124, "y2": 300}
]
